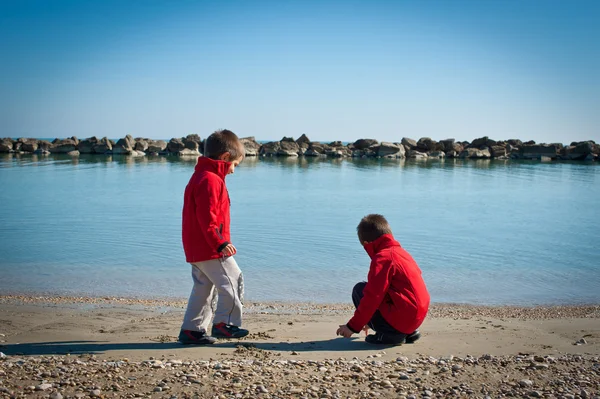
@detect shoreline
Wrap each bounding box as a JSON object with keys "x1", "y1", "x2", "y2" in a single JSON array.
[{"x1": 1, "y1": 294, "x2": 599, "y2": 319}]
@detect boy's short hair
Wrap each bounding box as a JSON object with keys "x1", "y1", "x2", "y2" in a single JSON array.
[
  {"x1": 204, "y1": 129, "x2": 245, "y2": 160},
  {"x1": 357, "y1": 214, "x2": 393, "y2": 243}
]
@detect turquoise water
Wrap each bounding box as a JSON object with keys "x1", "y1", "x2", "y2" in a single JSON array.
[{"x1": 0, "y1": 153, "x2": 599, "y2": 305}]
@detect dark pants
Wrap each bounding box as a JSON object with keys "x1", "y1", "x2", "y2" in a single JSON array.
[{"x1": 352, "y1": 282, "x2": 405, "y2": 336}]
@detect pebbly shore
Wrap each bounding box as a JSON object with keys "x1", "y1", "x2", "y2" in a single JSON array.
[{"x1": 1, "y1": 135, "x2": 599, "y2": 162}]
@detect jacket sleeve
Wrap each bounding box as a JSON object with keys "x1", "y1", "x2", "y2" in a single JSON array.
[
  {"x1": 347, "y1": 257, "x2": 392, "y2": 333},
  {"x1": 194, "y1": 176, "x2": 229, "y2": 253}
]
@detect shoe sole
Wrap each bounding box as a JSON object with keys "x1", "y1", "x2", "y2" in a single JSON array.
[
  {"x1": 179, "y1": 340, "x2": 215, "y2": 345},
  {"x1": 212, "y1": 331, "x2": 250, "y2": 339},
  {"x1": 405, "y1": 332, "x2": 421, "y2": 344}
]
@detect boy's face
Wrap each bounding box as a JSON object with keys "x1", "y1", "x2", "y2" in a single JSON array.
[
  {"x1": 219, "y1": 152, "x2": 242, "y2": 174},
  {"x1": 227, "y1": 158, "x2": 241, "y2": 174}
]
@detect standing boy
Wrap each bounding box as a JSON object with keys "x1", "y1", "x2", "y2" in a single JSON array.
[
  {"x1": 337, "y1": 214, "x2": 430, "y2": 345},
  {"x1": 179, "y1": 129, "x2": 249, "y2": 344}
]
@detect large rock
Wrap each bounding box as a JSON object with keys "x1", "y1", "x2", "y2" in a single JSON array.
[
  {"x1": 376, "y1": 142, "x2": 405, "y2": 158},
  {"x1": 112, "y1": 135, "x2": 136, "y2": 155},
  {"x1": 0, "y1": 138, "x2": 14, "y2": 152},
  {"x1": 508, "y1": 139, "x2": 523, "y2": 147},
  {"x1": 167, "y1": 138, "x2": 185, "y2": 154},
  {"x1": 37, "y1": 140, "x2": 52, "y2": 152},
  {"x1": 304, "y1": 142, "x2": 328, "y2": 156},
  {"x1": 277, "y1": 140, "x2": 299, "y2": 156},
  {"x1": 78, "y1": 137, "x2": 97, "y2": 154},
  {"x1": 428, "y1": 151, "x2": 445, "y2": 159},
  {"x1": 470, "y1": 136, "x2": 497, "y2": 149},
  {"x1": 49, "y1": 138, "x2": 77, "y2": 153},
  {"x1": 562, "y1": 141, "x2": 594, "y2": 160},
  {"x1": 401, "y1": 137, "x2": 417, "y2": 150},
  {"x1": 19, "y1": 138, "x2": 38, "y2": 152},
  {"x1": 240, "y1": 137, "x2": 260, "y2": 156},
  {"x1": 259, "y1": 141, "x2": 281, "y2": 156},
  {"x1": 147, "y1": 140, "x2": 167, "y2": 154},
  {"x1": 439, "y1": 139, "x2": 456, "y2": 152},
  {"x1": 184, "y1": 134, "x2": 201, "y2": 151},
  {"x1": 408, "y1": 150, "x2": 428, "y2": 159},
  {"x1": 353, "y1": 138, "x2": 378, "y2": 150},
  {"x1": 178, "y1": 148, "x2": 201, "y2": 156},
  {"x1": 417, "y1": 137, "x2": 437, "y2": 152},
  {"x1": 519, "y1": 144, "x2": 559, "y2": 160},
  {"x1": 93, "y1": 137, "x2": 113, "y2": 154},
  {"x1": 134, "y1": 138, "x2": 149, "y2": 152},
  {"x1": 459, "y1": 148, "x2": 491, "y2": 159},
  {"x1": 490, "y1": 145, "x2": 507, "y2": 158},
  {"x1": 296, "y1": 134, "x2": 311, "y2": 149}
]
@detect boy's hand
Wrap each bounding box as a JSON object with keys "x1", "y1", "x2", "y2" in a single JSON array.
[
  {"x1": 362, "y1": 325, "x2": 370, "y2": 336},
  {"x1": 336, "y1": 325, "x2": 354, "y2": 338},
  {"x1": 221, "y1": 244, "x2": 237, "y2": 257}
]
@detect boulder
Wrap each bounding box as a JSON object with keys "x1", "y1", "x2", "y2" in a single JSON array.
[
  {"x1": 66, "y1": 150, "x2": 80, "y2": 156},
  {"x1": 78, "y1": 137, "x2": 97, "y2": 154},
  {"x1": 439, "y1": 139, "x2": 456, "y2": 152},
  {"x1": 508, "y1": 139, "x2": 523, "y2": 147},
  {"x1": 49, "y1": 138, "x2": 77, "y2": 153},
  {"x1": 19, "y1": 138, "x2": 38, "y2": 153},
  {"x1": 445, "y1": 150, "x2": 457, "y2": 158},
  {"x1": 416, "y1": 137, "x2": 437, "y2": 152},
  {"x1": 353, "y1": 138, "x2": 378, "y2": 150},
  {"x1": 459, "y1": 148, "x2": 491, "y2": 159},
  {"x1": 240, "y1": 137, "x2": 260, "y2": 156},
  {"x1": 408, "y1": 150, "x2": 428, "y2": 159},
  {"x1": 281, "y1": 136, "x2": 295, "y2": 142},
  {"x1": 305, "y1": 142, "x2": 330, "y2": 156},
  {"x1": 259, "y1": 141, "x2": 281, "y2": 156},
  {"x1": 401, "y1": 137, "x2": 417, "y2": 150},
  {"x1": 277, "y1": 140, "x2": 300, "y2": 156},
  {"x1": 562, "y1": 141, "x2": 594, "y2": 160},
  {"x1": 0, "y1": 138, "x2": 14, "y2": 152},
  {"x1": 183, "y1": 135, "x2": 200, "y2": 151},
  {"x1": 38, "y1": 140, "x2": 52, "y2": 151},
  {"x1": 470, "y1": 136, "x2": 497, "y2": 149},
  {"x1": 178, "y1": 148, "x2": 201, "y2": 156},
  {"x1": 167, "y1": 138, "x2": 185, "y2": 153},
  {"x1": 452, "y1": 142, "x2": 464, "y2": 153},
  {"x1": 147, "y1": 140, "x2": 167, "y2": 154},
  {"x1": 519, "y1": 144, "x2": 559, "y2": 160},
  {"x1": 112, "y1": 135, "x2": 136, "y2": 155},
  {"x1": 490, "y1": 145, "x2": 507, "y2": 158},
  {"x1": 134, "y1": 139, "x2": 149, "y2": 152},
  {"x1": 92, "y1": 137, "x2": 112, "y2": 154},
  {"x1": 376, "y1": 142, "x2": 405, "y2": 158},
  {"x1": 296, "y1": 134, "x2": 311, "y2": 149},
  {"x1": 429, "y1": 151, "x2": 445, "y2": 159}
]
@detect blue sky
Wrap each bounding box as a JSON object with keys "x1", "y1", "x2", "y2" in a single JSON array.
[{"x1": 1, "y1": 0, "x2": 598, "y2": 143}]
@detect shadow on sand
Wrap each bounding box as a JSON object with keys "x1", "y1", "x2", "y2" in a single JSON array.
[{"x1": 1, "y1": 337, "x2": 390, "y2": 356}]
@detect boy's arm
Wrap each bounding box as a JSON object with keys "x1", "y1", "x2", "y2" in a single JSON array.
[
  {"x1": 346, "y1": 259, "x2": 392, "y2": 333},
  {"x1": 194, "y1": 177, "x2": 230, "y2": 253}
]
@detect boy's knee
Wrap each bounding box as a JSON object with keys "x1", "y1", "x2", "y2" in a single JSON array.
[{"x1": 352, "y1": 282, "x2": 366, "y2": 296}]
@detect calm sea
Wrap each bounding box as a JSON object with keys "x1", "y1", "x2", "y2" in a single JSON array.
[{"x1": 0, "y1": 153, "x2": 598, "y2": 305}]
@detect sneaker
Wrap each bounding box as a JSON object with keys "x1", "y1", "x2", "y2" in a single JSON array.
[
  {"x1": 178, "y1": 329, "x2": 216, "y2": 345},
  {"x1": 405, "y1": 330, "x2": 421, "y2": 344},
  {"x1": 365, "y1": 332, "x2": 406, "y2": 346},
  {"x1": 211, "y1": 322, "x2": 249, "y2": 339}
]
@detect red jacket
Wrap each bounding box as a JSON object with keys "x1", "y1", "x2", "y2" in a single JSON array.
[
  {"x1": 182, "y1": 157, "x2": 231, "y2": 263},
  {"x1": 347, "y1": 234, "x2": 430, "y2": 334}
]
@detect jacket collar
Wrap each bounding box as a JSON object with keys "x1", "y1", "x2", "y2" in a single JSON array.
[
  {"x1": 195, "y1": 156, "x2": 230, "y2": 180},
  {"x1": 363, "y1": 234, "x2": 400, "y2": 259}
]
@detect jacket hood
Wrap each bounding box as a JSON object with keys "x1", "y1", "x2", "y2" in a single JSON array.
[
  {"x1": 194, "y1": 156, "x2": 230, "y2": 180},
  {"x1": 363, "y1": 234, "x2": 400, "y2": 259}
]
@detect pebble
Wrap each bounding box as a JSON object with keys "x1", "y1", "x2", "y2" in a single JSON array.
[
  {"x1": 399, "y1": 373, "x2": 410, "y2": 380},
  {"x1": 91, "y1": 389, "x2": 102, "y2": 397},
  {"x1": 519, "y1": 379, "x2": 534, "y2": 387},
  {"x1": 576, "y1": 338, "x2": 588, "y2": 345},
  {"x1": 35, "y1": 383, "x2": 52, "y2": 391},
  {"x1": 528, "y1": 391, "x2": 543, "y2": 398},
  {"x1": 50, "y1": 393, "x2": 63, "y2": 399},
  {"x1": 257, "y1": 385, "x2": 268, "y2": 393},
  {"x1": 0, "y1": 352, "x2": 6, "y2": 358}
]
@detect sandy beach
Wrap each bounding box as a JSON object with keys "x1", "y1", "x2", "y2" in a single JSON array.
[{"x1": 0, "y1": 295, "x2": 598, "y2": 398}]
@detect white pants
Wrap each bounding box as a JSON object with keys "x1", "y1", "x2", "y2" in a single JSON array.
[{"x1": 181, "y1": 257, "x2": 244, "y2": 333}]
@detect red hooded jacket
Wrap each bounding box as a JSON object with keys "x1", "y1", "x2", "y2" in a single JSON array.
[
  {"x1": 182, "y1": 157, "x2": 231, "y2": 263},
  {"x1": 347, "y1": 234, "x2": 430, "y2": 334}
]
